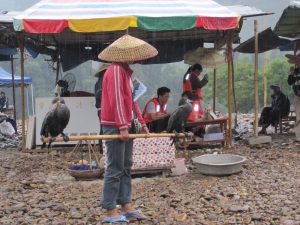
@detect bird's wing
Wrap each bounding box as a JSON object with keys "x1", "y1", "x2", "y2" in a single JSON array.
[
  {"x1": 182, "y1": 103, "x2": 193, "y2": 123},
  {"x1": 56, "y1": 105, "x2": 70, "y2": 129},
  {"x1": 167, "y1": 107, "x2": 184, "y2": 133},
  {"x1": 40, "y1": 111, "x2": 52, "y2": 136}
]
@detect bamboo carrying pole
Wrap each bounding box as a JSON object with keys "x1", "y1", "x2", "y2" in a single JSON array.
[
  {"x1": 213, "y1": 68, "x2": 217, "y2": 112},
  {"x1": 254, "y1": 20, "x2": 259, "y2": 137},
  {"x1": 42, "y1": 133, "x2": 187, "y2": 143},
  {"x1": 227, "y1": 31, "x2": 233, "y2": 146},
  {"x1": 19, "y1": 33, "x2": 26, "y2": 151}
]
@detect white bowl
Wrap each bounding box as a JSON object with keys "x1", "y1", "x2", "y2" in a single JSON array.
[{"x1": 192, "y1": 154, "x2": 246, "y2": 176}]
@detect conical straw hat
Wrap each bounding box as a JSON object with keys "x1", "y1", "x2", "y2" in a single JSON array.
[
  {"x1": 98, "y1": 34, "x2": 158, "y2": 62},
  {"x1": 94, "y1": 63, "x2": 110, "y2": 77}
]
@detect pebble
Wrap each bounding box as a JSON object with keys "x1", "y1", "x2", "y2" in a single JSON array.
[{"x1": 229, "y1": 204, "x2": 250, "y2": 212}]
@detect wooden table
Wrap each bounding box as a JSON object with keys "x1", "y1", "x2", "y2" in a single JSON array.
[{"x1": 184, "y1": 117, "x2": 229, "y2": 148}]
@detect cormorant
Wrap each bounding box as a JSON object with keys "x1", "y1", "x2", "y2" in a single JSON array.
[{"x1": 40, "y1": 98, "x2": 70, "y2": 148}]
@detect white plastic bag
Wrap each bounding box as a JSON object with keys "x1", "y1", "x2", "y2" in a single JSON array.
[{"x1": 0, "y1": 121, "x2": 15, "y2": 136}]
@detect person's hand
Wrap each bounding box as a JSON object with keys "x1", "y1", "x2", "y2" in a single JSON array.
[
  {"x1": 142, "y1": 126, "x2": 150, "y2": 138},
  {"x1": 290, "y1": 66, "x2": 295, "y2": 75},
  {"x1": 204, "y1": 74, "x2": 208, "y2": 80},
  {"x1": 120, "y1": 129, "x2": 129, "y2": 141}
]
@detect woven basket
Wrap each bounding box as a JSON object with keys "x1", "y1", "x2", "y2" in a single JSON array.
[
  {"x1": 98, "y1": 34, "x2": 158, "y2": 62},
  {"x1": 67, "y1": 168, "x2": 104, "y2": 181}
]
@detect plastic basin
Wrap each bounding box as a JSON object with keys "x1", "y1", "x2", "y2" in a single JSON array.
[{"x1": 192, "y1": 154, "x2": 246, "y2": 176}]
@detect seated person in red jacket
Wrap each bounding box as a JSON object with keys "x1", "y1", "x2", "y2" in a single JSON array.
[{"x1": 142, "y1": 87, "x2": 171, "y2": 133}]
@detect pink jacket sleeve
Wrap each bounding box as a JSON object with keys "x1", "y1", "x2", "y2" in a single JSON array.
[
  {"x1": 134, "y1": 101, "x2": 146, "y2": 128},
  {"x1": 111, "y1": 65, "x2": 128, "y2": 131}
]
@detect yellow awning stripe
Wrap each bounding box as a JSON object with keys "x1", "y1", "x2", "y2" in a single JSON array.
[{"x1": 68, "y1": 16, "x2": 138, "y2": 32}]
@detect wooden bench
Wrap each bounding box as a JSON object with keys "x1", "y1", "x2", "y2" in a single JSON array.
[
  {"x1": 275, "y1": 111, "x2": 296, "y2": 134},
  {"x1": 185, "y1": 117, "x2": 229, "y2": 148}
]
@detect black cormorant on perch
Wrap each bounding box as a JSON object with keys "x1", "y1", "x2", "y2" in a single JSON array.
[
  {"x1": 40, "y1": 98, "x2": 70, "y2": 149},
  {"x1": 167, "y1": 102, "x2": 193, "y2": 133}
]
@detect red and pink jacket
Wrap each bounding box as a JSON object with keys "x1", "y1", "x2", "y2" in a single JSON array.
[{"x1": 101, "y1": 63, "x2": 146, "y2": 131}]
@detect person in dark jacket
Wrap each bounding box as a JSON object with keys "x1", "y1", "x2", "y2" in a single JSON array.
[
  {"x1": 288, "y1": 66, "x2": 300, "y2": 141},
  {"x1": 0, "y1": 91, "x2": 9, "y2": 112},
  {"x1": 94, "y1": 64, "x2": 109, "y2": 154},
  {"x1": 259, "y1": 85, "x2": 289, "y2": 135},
  {"x1": 183, "y1": 64, "x2": 208, "y2": 101}
]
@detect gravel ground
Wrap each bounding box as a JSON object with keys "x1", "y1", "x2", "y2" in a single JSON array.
[{"x1": 0, "y1": 133, "x2": 299, "y2": 225}]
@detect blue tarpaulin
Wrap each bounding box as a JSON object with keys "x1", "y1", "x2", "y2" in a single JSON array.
[
  {"x1": 0, "y1": 67, "x2": 32, "y2": 87},
  {"x1": 0, "y1": 48, "x2": 18, "y2": 56}
]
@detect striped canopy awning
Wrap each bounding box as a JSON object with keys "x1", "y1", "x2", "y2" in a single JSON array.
[{"x1": 13, "y1": 0, "x2": 240, "y2": 34}]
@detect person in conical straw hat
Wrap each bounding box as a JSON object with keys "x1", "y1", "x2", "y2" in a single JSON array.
[{"x1": 98, "y1": 34, "x2": 158, "y2": 223}]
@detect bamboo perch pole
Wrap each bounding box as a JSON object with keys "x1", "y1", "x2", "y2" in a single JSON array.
[
  {"x1": 42, "y1": 133, "x2": 188, "y2": 143},
  {"x1": 254, "y1": 20, "x2": 259, "y2": 137}
]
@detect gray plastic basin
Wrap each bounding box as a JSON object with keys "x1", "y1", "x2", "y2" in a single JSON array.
[{"x1": 192, "y1": 154, "x2": 246, "y2": 176}]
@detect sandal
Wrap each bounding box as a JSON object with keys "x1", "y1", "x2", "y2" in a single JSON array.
[
  {"x1": 102, "y1": 215, "x2": 129, "y2": 223},
  {"x1": 123, "y1": 210, "x2": 147, "y2": 221}
]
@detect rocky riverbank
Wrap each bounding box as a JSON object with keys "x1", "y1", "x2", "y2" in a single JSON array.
[{"x1": 0, "y1": 133, "x2": 299, "y2": 225}]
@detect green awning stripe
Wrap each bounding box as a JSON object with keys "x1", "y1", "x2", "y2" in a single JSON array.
[{"x1": 137, "y1": 16, "x2": 197, "y2": 31}]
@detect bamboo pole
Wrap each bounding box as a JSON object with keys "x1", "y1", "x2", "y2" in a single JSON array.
[
  {"x1": 10, "y1": 55, "x2": 17, "y2": 123},
  {"x1": 19, "y1": 33, "x2": 26, "y2": 151},
  {"x1": 213, "y1": 68, "x2": 217, "y2": 112},
  {"x1": 263, "y1": 52, "x2": 268, "y2": 107},
  {"x1": 42, "y1": 133, "x2": 188, "y2": 143},
  {"x1": 263, "y1": 17, "x2": 269, "y2": 107},
  {"x1": 231, "y1": 58, "x2": 238, "y2": 127},
  {"x1": 55, "y1": 55, "x2": 60, "y2": 84},
  {"x1": 254, "y1": 20, "x2": 259, "y2": 137},
  {"x1": 226, "y1": 31, "x2": 233, "y2": 146}
]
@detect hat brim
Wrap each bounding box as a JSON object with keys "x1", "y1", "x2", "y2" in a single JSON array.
[
  {"x1": 94, "y1": 64, "x2": 110, "y2": 77},
  {"x1": 270, "y1": 85, "x2": 280, "y2": 89},
  {"x1": 98, "y1": 34, "x2": 158, "y2": 63}
]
